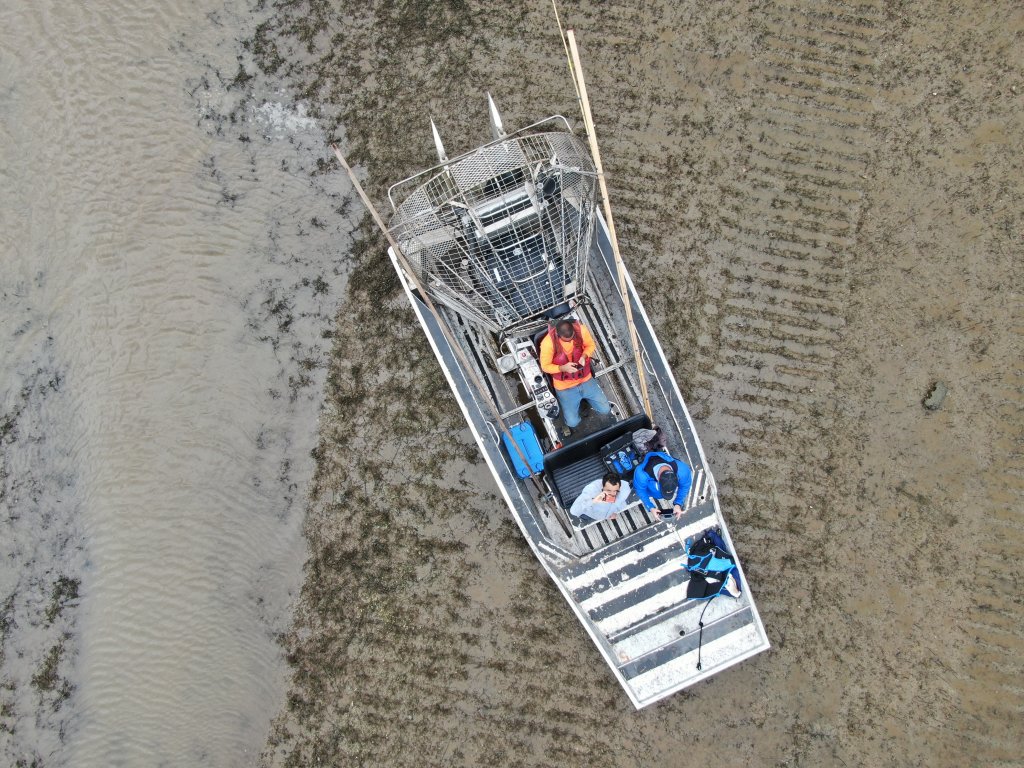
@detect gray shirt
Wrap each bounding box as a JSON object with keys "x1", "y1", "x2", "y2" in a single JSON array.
[{"x1": 570, "y1": 478, "x2": 633, "y2": 521}]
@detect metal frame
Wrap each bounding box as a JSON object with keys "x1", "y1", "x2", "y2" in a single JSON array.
[
  {"x1": 387, "y1": 121, "x2": 600, "y2": 336},
  {"x1": 387, "y1": 115, "x2": 574, "y2": 208}
]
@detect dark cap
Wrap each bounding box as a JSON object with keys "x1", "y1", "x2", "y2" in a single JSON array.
[{"x1": 656, "y1": 465, "x2": 678, "y2": 497}]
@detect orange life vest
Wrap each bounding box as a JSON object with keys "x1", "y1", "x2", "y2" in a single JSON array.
[{"x1": 547, "y1": 322, "x2": 592, "y2": 384}]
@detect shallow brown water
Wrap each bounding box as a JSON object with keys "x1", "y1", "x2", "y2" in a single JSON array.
[{"x1": 1, "y1": 1, "x2": 351, "y2": 765}]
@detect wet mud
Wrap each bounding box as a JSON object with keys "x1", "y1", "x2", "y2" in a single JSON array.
[
  {"x1": 5, "y1": 0, "x2": 1017, "y2": 764},
  {"x1": 250, "y1": 1, "x2": 1022, "y2": 766}
]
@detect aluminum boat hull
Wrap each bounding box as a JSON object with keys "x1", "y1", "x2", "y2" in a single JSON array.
[{"x1": 386, "y1": 208, "x2": 769, "y2": 708}]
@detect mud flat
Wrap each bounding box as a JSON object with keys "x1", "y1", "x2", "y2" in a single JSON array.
[{"x1": 254, "y1": 2, "x2": 1022, "y2": 766}]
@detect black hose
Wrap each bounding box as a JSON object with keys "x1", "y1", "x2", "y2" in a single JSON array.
[{"x1": 696, "y1": 594, "x2": 718, "y2": 671}]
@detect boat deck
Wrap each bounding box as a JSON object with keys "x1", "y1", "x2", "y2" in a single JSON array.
[{"x1": 556, "y1": 508, "x2": 763, "y2": 705}]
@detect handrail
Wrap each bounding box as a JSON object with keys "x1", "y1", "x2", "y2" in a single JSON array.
[{"x1": 386, "y1": 115, "x2": 574, "y2": 210}]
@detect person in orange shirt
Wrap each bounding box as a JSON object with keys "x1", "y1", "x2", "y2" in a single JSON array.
[{"x1": 539, "y1": 318, "x2": 611, "y2": 431}]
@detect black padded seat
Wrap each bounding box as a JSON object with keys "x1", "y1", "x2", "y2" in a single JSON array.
[
  {"x1": 543, "y1": 413, "x2": 650, "y2": 508},
  {"x1": 551, "y1": 454, "x2": 607, "y2": 514}
]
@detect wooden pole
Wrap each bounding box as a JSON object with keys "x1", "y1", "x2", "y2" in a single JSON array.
[
  {"x1": 330, "y1": 146, "x2": 574, "y2": 536},
  {"x1": 565, "y1": 30, "x2": 653, "y2": 418},
  {"x1": 551, "y1": 0, "x2": 581, "y2": 104}
]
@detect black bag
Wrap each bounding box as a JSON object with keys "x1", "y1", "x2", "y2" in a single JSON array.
[{"x1": 599, "y1": 433, "x2": 640, "y2": 478}]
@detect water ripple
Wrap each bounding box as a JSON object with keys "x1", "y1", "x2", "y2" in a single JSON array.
[{"x1": 0, "y1": 0, "x2": 352, "y2": 765}]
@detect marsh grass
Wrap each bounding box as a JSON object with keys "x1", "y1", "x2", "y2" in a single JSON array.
[{"x1": 44, "y1": 577, "x2": 79, "y2": 626}]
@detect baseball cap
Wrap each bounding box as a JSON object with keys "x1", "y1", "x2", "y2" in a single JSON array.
[{"x1": 656, "y1": 464, "x2": 678, "y2": 497}]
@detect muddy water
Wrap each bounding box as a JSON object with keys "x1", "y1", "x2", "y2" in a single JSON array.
[{"x1": 0, "y1": 1, "x2": 349, "y2": 765}]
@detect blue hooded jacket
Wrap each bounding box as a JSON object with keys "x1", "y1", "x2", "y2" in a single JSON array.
[{"x1": 633, "y1": 450, "x2": 692, "y2": 510}]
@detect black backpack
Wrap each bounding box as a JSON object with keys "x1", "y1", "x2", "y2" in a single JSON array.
[{"x1": 683, "y1": 528, "x2": 743, "y2": 670}]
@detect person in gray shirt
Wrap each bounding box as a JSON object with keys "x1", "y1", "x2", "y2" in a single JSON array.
[{"x1": 570, "y1": 471, "x2": 633, "y2": 524}]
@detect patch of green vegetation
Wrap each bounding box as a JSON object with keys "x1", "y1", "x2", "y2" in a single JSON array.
[
  {"x1": 230, "y1": 59, "x2": 254, "y2": 89},
  {"x1": 246, "y1": 20, "x2": 286, "y2": 76},
  {"x1": 45, "y1": 576, "x2": 79, "y2": 625},
  {"x1": 0, "y1": 593, "x2": 14, "y2": 637},
  {"x1": 0, "y1": 699, "x2": 14, "y2": 735},
  {"x1": 0, "y1": 593, "x2": 13, "y2": 670},
  {"x1": 1, "y1": 411, "x2": 19, "y2": 444},
  {"x1": 31, "y1": 641, "x2": 63, "y2": 692}
]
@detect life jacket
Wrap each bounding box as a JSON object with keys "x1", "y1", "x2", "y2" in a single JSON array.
[{"x1": 547, "y1": 322, "x2": 592, "y2": 383}]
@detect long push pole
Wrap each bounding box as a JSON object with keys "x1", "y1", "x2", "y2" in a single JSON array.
[
  {"x1": 565, "y1": 30, "x2": 653, "y2": 419},
  {"x1": 330, "y1": 146, "x2": 574, "y2": 537},
  {"x1": 551, "y1": 0, "x2": 581, "y2": 104}
]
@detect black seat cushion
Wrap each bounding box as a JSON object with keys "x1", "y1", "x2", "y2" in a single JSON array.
[
  {"x1": 543, "y1": 413, "x2": 651, "y2": 507},
  {"x1": 551, "y1": 454, "x2": 606, "y2": 512}
]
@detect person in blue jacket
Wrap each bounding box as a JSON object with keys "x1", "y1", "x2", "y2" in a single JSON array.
[{"x1": 633, "y1": 450, "x2": 692, "y2": 520}]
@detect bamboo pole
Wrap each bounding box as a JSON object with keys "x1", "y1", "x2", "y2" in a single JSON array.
[
  {"x1": 330, "y1": 146, "x2": 573, "y2": 536},
  {"x1": 551, "y1": 0, "x2": 581, "y2": 104},
  {"x1": 565, "y1": 30, "x2": 653, "y2": 418}
]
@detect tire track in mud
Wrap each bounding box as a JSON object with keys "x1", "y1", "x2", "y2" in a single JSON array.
[
  {"x1": 712, "y1": 6, "x2": 900, "y2": 761},
  {"x1": 594, "y1": 0, "x2": 877, "y2": 582},
  {"x1": 703, "y1": 23, "x2": 877, "y2": 758},
  {"x1": 588, "y1": 1, "x2": 885, "y2": 760},
  {"x1": 710, "y1": 0, "x2": 880, "y2": 543},
  {"x1": 952, "y1": 365, "x2": 1024, "y2": 766}
]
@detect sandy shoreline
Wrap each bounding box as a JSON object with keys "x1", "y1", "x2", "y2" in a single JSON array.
[{"x1": 250, "y1": 1, "x2": 1022, "y2": 766}]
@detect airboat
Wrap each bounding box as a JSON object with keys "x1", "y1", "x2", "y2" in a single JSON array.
[{"x1": 333, "y1": 36, "x2": 769, "y2": 709}]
